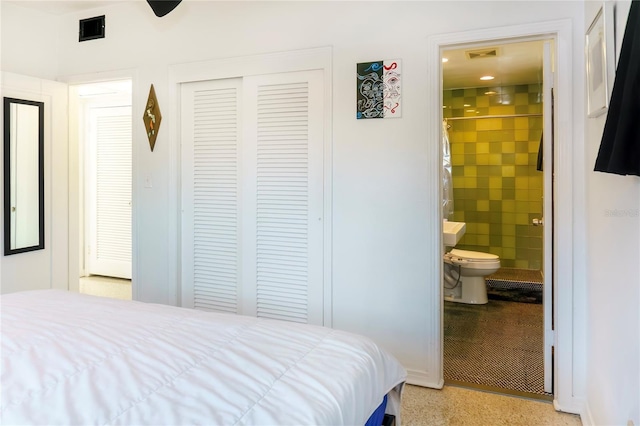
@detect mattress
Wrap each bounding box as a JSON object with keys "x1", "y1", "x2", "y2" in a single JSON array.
[{"x1": 0, "y1": 290, "x2": 406, "y2": 425}]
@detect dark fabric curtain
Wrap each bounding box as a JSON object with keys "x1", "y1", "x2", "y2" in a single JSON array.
[
  {"x1": 537, "y1": 89, "x2": 554, "y2": 172},
  {"x1": 594, "y1": 0, "x2": 640, "y2": 176},
  {"x1": 147, "y1": 0, "x2": 182, "y2": 17}
]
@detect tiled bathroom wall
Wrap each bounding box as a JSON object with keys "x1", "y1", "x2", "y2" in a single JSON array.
[{"x1": 443, "y1": 84, "x2": 543, "y2": 270}]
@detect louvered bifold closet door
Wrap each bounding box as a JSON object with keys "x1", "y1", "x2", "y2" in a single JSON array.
[
  {"x1": 242, "y1": 70, "x2": 324, "y2": 325},
  {"x1": 181, "y1": 79, "x2": 242, "y2": 312},
  {"x1": 88, "y1": 106, "x2": 132, "y2": 279}
]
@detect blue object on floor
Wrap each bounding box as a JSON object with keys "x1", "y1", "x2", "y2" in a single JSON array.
[{"x1": 365, "y1": 394, "x2": 388, "y2": 426}]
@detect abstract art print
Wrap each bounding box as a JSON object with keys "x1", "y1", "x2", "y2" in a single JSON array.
[{"x1": 356, "y1": 59, "x2": 402, "y2": 119}]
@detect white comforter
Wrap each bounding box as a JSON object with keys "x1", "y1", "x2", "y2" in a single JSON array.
[{"x1": 1, "y1": 290, "x2": 406, "y2": 425}]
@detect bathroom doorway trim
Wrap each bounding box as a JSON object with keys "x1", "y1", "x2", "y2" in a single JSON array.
[{"x1": 424, "y1": 19, "x2": 585, "y2": 416}]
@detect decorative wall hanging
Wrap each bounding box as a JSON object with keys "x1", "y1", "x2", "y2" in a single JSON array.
[
  {"x1": 594, "y1": 0, "x2": 640, "y2": 176},
  {"x1": 356, "y1": 59, "x2": 402, "y2": 119},
  {"x1": 143, "y1": 84, "x2": 162, "y2": 152},
  {"x1": 586, "y1": 3, "x2": 615, "y2": 118}
]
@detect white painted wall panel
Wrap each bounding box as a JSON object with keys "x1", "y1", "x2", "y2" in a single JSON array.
[
  {"x1": 0, "y1": 72, "x2": 69, "y2": 294},
  {"x1": 584, "y1": 2, "x2": 640, "y2": 425},
  {"x1": 0, "y1": 3, "x2": 59, "y2": 80}
]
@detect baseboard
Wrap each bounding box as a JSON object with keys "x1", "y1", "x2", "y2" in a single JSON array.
[
  {"x1": 553, "y1": 396, "x2": 587, "y2": 422},
  {"x1": 577, "y1": 399, "x2": 594, "y2": 426},
  {"x1": 406, "y1": 369, "x2": 444, "y2": 389}
]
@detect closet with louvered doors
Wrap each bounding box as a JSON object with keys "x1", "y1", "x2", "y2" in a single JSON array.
[{"x1": 180, "y1": 70, "x2": 325, "y2": 326}]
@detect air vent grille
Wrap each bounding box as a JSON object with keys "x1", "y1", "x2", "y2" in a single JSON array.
[{"x1": 466, "y1": 48, "x2": 499, "y2": 59}]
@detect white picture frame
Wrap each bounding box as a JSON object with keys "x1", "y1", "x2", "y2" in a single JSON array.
[{"x1": 586, "y1": 2, "x2": 616, "y2": 118}]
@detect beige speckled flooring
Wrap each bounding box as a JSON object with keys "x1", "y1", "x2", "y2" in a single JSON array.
[
  {"x1": 401, "y1": 384, "x2": 582, "y2": 425},
  {"x1": 79, "y1": 275, "x2": 132, "y2": 300}
]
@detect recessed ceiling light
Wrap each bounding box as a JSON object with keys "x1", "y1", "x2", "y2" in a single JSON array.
[
  {"x1": 466, "y1": 109, "x2": 476, "y2": 113},
  {"x1": 442, "y1": 58, "x2": 449, "y2": 63},
  {"x1": 484, "y1": 91, "x2": 497, "y2": 95},
  {"x1": 463, "y1": 104, "x2": 471, "y2": 107},
  {"x1": 480, "y1": 75, "x2": 495, "y2": 81}
]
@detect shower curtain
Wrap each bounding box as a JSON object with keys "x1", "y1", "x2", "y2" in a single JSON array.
[{"x1": 443, "y1": 120, "x2": 454, "y2": 220}]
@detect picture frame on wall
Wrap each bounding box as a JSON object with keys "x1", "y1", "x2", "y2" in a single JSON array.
[{"x1": 586, "y1": 2, "x2": 616, "y2": 118}]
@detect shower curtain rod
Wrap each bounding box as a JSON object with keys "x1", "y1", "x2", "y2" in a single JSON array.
[{"x1": 445, "y1": 113, "x2": 542, "y2": 121}]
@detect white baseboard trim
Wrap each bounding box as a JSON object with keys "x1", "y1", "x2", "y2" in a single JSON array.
[
  {"x1": 577, "y1": 399, "x2": 593, "y2": 426},
  {"x1": 406, "y1": 369, "x2": 444, "y2": 389},
  {"x1": 554, "y1": 397, "x2": 587, "y2": 421}
]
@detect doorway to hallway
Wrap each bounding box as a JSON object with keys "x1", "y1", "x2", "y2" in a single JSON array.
[{"x1": 71, "y1": 80, "x2": 133, "y2": 296}]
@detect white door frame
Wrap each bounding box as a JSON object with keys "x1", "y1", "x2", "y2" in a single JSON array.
[
  {"x1": 63, "y1": 69, "x2": 138, "y2": 296},
  {"x1": 424, "y1": 20, "x2": 583, "y2": 414},
  {"x1": 542, "y1": 40, "x2": 554, "y2": 394}
]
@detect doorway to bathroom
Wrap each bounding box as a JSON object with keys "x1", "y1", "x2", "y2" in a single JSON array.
[{"x1": 440, "y1": 38, "x2": 554, "y2": 399}]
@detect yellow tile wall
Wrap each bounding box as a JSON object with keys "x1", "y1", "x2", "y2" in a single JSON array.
[{"x1": 443, "y1": 84, "x2": 543, "y2": 270}]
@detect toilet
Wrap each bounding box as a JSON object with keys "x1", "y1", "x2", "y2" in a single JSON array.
[{"x1": 443, "y1": 248, "x2": 500, "y2": 304}]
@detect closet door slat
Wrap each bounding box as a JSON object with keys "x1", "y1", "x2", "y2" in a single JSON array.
[
  {"x1": 182, "y1": 79, "x2": 242, "y2": 313},
  {"x1": 243, "y1": 72, "x2": 324, "y2": 325}
]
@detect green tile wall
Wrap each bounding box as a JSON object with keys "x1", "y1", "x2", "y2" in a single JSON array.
[{"x1": 443, "y1": 84, "x2": 543, "y2": 270}]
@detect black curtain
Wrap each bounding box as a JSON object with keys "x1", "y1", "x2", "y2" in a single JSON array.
[
  {"x1": 594, "y1": 0, "x2": 640, "y2": 176},
  {"x1": 147, "y1": 0, "x2": 182, "y2": 17}
]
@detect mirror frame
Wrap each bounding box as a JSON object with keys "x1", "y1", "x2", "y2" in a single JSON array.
[{"x1": 3, "y1": 97, "x2": 45, "y2": 255}]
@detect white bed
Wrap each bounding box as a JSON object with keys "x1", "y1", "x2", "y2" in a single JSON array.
[{"x1": 0, "y1": 290, "x2": 406, "y2": 425}]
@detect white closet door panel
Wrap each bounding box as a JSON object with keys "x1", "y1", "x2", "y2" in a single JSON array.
[
  {"x1": 88, "y1": 106, "x2": 132, "y2": 279},
  {"x1": 243, "y1": 70, "x2": 324, "y2": 325},
  {"x1": 181, "y1": 79, "x2": 242, "y2": 313}
]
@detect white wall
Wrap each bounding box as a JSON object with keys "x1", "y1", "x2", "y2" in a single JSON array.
[
  {"x1": 0, "y1": 3, "x2": 59, "y2": 79},
  {"x1": 0, "y1": 72, "x2": 69, "y2": 293},
  {"x1": 2, "y1": 0, "x2": 594, "y2": 409},
  {"x1": 584, "y1": 1, "x2": 640, "y2": 425}
]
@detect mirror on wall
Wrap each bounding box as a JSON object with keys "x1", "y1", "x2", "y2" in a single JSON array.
[{"x1": 3, "y1": 97, "x2": 44, "y2": 255}]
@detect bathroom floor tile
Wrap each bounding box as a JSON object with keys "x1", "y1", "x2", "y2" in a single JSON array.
[{"x1": 443, "y1": 296, "x2": 549, "y2": 397}]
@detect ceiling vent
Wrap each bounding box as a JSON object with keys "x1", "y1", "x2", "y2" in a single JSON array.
[
  {"x1": 79, "y1": 15, "x2": 105, "y2": 42},
  {"x1": 466, "y1": 48, "x2": 499, "y2": 59}
]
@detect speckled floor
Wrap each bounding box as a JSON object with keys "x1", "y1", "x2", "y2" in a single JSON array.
[
  {"x1": 401, "y1": 384, "x2": 582, "y2": 426},
  {"x1": 79, "y1": 275, "x2": 132, "y2": 300}
]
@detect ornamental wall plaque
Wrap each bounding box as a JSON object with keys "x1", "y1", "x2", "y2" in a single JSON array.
[{"x1": 143, "y1": 84, "x2": 162, "y2": 151}]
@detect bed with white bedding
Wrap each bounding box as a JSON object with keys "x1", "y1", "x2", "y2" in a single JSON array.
[{"x1": 0, "y1": 290, "x2": 406, "y2": 425}]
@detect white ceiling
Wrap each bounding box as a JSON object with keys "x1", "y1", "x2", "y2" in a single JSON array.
[{"x1": 442, "y1": 40, "x2": 545, "y2": 90}]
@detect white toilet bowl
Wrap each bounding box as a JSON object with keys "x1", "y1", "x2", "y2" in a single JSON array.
[{"x1": 443, "y1": 248, "x2": 500, "y2": 304}]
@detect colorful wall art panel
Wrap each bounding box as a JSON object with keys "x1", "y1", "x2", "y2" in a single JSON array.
[{"x1": 356, "y1": 59, "x2": 402, "y2": 119}]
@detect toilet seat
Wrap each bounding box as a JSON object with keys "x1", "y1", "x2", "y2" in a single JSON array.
[
  {"x1": 444, "y1": 249, "x2": 500, "y2": 269},
  {"x1": 448, "y1": 248, "x2": 498, "y2": 261}
]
